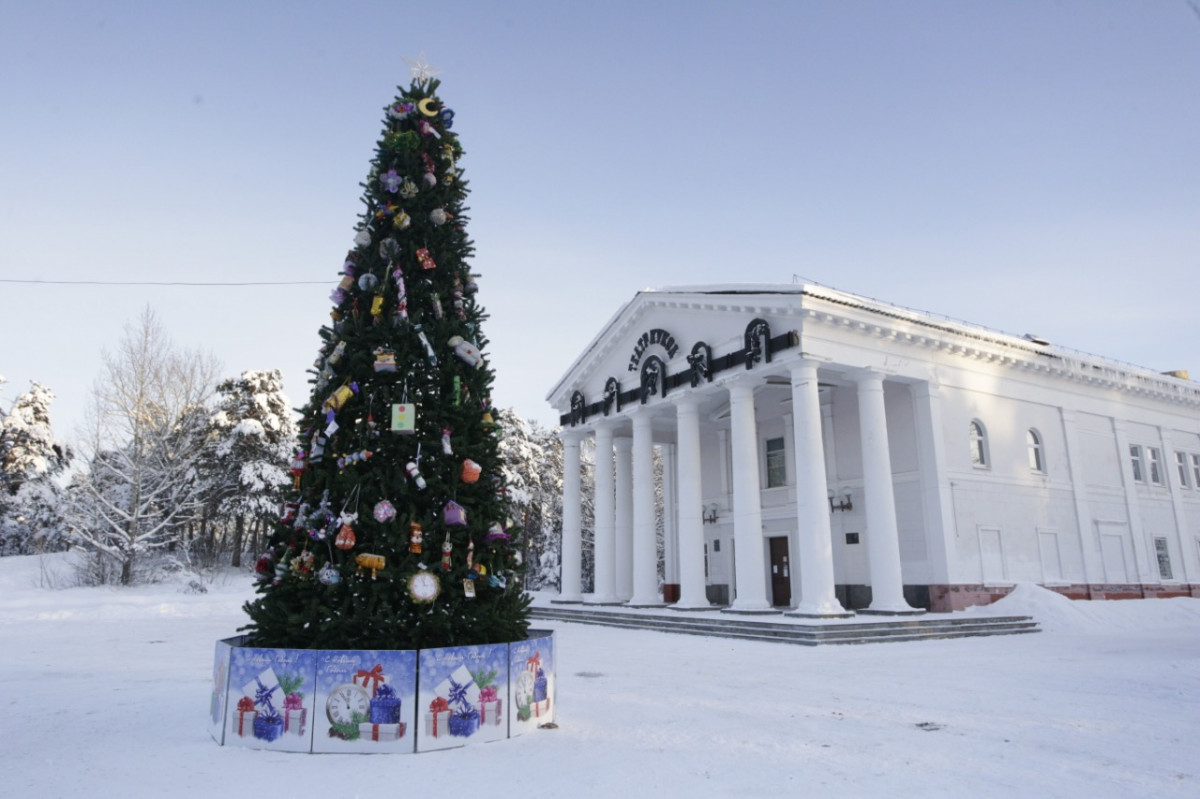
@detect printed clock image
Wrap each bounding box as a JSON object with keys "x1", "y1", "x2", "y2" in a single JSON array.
[
  {"x1": 515, "y1": 670, "x2": 535, "y2": 702},
  {"x1": 326, "y1": 682, "x2": 370, "y2": 724},
  {"x1": 408, "y1": 570, "x2": 441, "y2": 603}
]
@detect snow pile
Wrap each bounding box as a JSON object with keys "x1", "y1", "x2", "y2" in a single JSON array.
[{"x1": 963, "y1": 581, "x2": 1200, "y2": 634}]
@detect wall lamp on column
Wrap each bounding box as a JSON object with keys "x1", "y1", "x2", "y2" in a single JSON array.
[
  {"x1": 828, "y1": 488, "x2": 853, "y2": 513},
  {"x1": 702, "y1": 503, "x2": 720, "y2": 524}
]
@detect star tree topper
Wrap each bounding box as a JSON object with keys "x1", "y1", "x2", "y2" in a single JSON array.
[{"x1": 404, "y1": 52, "x2": 441, "y2": 81}]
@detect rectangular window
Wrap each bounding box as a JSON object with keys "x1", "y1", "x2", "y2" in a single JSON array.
[
  {"x1": 765, "y1": 437, "x2": 787, "y2": 488},
  {"x1": 1192, "y1": 454, "x2": 1200, "y2": 489},
  {"x1": 1129, "y1": 445, "x2": 1145, "y2": 483},
  {"x1": 1177, "y1": 452, "x2": 1191, "y2": 489},
  {"x1": 1154, "y1": 537, "x2": 1173, "y2": 580},
  {"x1": 1148, "y1": 447, "x2": 1163, "y2": 485}
]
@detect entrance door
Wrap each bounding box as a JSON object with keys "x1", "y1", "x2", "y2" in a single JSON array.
[{"x1": 769, "y1": 536, "x2": 791, "y2": 607}]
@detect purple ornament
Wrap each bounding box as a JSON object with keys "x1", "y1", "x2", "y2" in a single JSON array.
[{"x1": 380, "y1": 168, "x2": 402, "y2": 193}]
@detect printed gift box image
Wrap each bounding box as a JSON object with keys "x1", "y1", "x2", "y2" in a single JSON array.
[
  {"x1": 312, "y1": 649, "x2": 417, "y2": 754},
  {"x1": 220, "y1": 640, "x2": 317, "y2": 752},
  {"x1": 417, "y1": 642, "x2": 509, "y2": 752},
  {"x1": 510, "y1": 631, "x2": 555, "y2": 736}
]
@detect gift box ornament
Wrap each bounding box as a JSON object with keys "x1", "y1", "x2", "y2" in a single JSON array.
[
  {"x1": 478, "y1": 686, "x2": 502, "y2": 726},
  {"x1": 448, "y1": 708, "x2": 479, "y2": 737},
  {"x1": 426, "y1": 697, "x2": 452, "y2": 738},
  {"x1": 390, "y1": 403, "x2": 417, "y2": 434},
  {"x1": 373, "y1": 499, "x2": 396, "y2": 523},
  {"x1": 416, "y1": 247, "x2": 436, "y2": 271},
  {"x1": 233, "y1": 696, "x2": 257, "y2": 737},
  {"x1": 369, "y1": 684, "x2": 401, "y2": 724},
  {"x1": 443, "y1": 500, "x2": 467, "y2": 527},
  {"x1": 253, "y1": 710, "x2": 284, "y2": 742},
  {"x1": 373, "y1": 348, "x2": 397, "y2": 373},
  {"x1": 359, "y1": 722, "x2": 405, "y2": 742},
  {"x1": 283, "y1": 693, "x2": 307, "y2": 737}
]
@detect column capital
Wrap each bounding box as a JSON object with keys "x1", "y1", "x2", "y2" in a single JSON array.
[
  {"x1": 558, "y1": 427, "x2": 587, "y2": 444},
  {"x1": 849, "y1": 366, "x2": 888, "y2": 388},
  {"x1": 670, "y1": 392, "x2": 702, "y2": 412},
  {"x1": 613, "y1": 436, "x2": 633, "y2": 453}
]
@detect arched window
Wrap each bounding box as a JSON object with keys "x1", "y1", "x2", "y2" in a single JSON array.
[
  {"x1": 969, "y1": 420, "x2": 988, "y2": 468},
  {"x1": 1027, "y1": 429, "x2": 1045, "y2": 473}
]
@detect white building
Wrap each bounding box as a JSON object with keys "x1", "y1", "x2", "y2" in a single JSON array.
[{"x1": 546, "y1": 284, "x2": 1200, "y2": 615}]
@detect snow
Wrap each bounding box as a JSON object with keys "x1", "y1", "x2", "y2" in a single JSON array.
[{"x1": 2, "y1": 555, "x2": 1197, "y2": 797}]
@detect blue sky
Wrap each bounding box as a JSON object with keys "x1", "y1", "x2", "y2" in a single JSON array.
[{"x1": 2, "y1": 0, "x2": 1198, "y2": 436}]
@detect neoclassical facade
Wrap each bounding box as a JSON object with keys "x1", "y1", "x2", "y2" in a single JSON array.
[{"x1": 546, "y1": 284, "x2": 1200, "y2": 615}]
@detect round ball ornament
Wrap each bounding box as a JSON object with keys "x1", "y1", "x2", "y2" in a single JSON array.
[
  {"x1": 429, "y1": 208, "x2": 450, "y2": 226},
  {"x1": 358, "y1": 273, "x2": 380, "y2": 292},
  {"x1": 317, "y1": 563, "x2": 341, "y2": 585},
  {"x1": 373, "y1": 499, "x2": 397, "y2": 523},
  {"x1": 353, "y1": 229, "x2": 371, "y2": 247}
]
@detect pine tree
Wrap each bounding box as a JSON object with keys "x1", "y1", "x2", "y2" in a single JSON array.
[
  {"x1": 241, "y1": 74, "x2": 529, "y2": 650},
  {"x1": 0, "y1": 380, "x2": 70, "y2": 555}
]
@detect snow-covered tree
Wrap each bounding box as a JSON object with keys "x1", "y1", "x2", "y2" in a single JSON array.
[
  {"x1": 0, "y1": 379, "x2": 70, "y2": 555},
  {"x1": 496, "y1": 409, "x2": 561, "y2": 589},
  {"x1": 66, "y1": 308, "x2": 221, "y2": 584},
  {"x1": 201, "y1": 370, "x2": 296, "y2": 566}
]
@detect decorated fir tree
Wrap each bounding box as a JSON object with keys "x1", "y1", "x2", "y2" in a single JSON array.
[{"x1": 242, "y1": 71, "x2": 530, "y2": 650}]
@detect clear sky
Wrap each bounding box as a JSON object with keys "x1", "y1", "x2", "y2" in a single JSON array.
[{"x1": 2, "y1": 0, "x2": 1198, "y2": 438}]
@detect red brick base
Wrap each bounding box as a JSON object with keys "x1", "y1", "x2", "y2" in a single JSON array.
[{"x1": 927, "y1": 583, "x2": 1200, "y2": 612}]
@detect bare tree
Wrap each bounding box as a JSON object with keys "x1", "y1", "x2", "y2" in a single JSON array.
[{"x1": 67, "y1": 307, "x2": 221, "y2": 584}]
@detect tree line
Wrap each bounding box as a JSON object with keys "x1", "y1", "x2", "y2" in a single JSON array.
[{"x1": 1, "y1": 308, "x2": 580, "y2": 590}]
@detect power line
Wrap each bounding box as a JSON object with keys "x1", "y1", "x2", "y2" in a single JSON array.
[{"x1": 0, "y1": 278, "x2": 328, "y2": 286}]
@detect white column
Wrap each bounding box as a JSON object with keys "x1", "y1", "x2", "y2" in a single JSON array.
[
  {"x1": 856, "y1": 369, "x2": 919, "y2": 614},
  {"x1": 629, "y1": 408, "x2": 661, "y2": 605},
  {"x1": 588, "y1": 422, "x2": 619, "y2": 603},
  {"x1": 673, "y1": 396, "x2": 711, "y2": 608},
  {"x1": 909, "y1": 381, "x2": 956, "y2": 587},
  {"x1": 661, "y1": 443, "x2": 678, "y2": 589},
  {"x1": 726, "y1": 377, "x2": 774, "y2": 612},
  {"x1": 789, "y1": 360, "x2": 849, "y2": 616},
  {"x1": 614, "y1": 437, "x2": 634, "y2": 601},
  {"x1": 556, "y1": 429, "x2": 584, "y2": 602}
]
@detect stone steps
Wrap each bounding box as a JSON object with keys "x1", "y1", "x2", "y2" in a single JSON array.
[{"x1": 530, "y1": 605, "x2": 1040, "y2": 646}]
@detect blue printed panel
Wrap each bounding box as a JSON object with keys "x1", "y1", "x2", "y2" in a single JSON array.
[
  {"x1": 509, "y1": 630, "x2": 555, "y2": 736},
  {"x1": 226, "y1": 644, "x2": 317, "y2": 752},
  {"x1": 311, "y1": 649, "x2": 417, "y2": 754},
  {"x1": 416, "y1": 642, "x2": 509, "y2": 752}
]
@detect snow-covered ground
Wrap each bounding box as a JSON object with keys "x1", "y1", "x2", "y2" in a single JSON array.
[{"x1": 2, "y1": 554, "x2": 1197, "y2": 798}]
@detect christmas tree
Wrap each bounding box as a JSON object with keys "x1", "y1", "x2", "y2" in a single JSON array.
[{"x1": 242, "y1": 69, "x2": 530, "y2": 650}]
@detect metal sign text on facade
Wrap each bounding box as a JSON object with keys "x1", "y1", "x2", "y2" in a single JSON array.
[{"x1": 627, "y1": 328, "x2": 679, "y2": 372}]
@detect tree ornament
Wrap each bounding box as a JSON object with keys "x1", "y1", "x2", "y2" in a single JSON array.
[
  {"x1": 356, "y1": 552, "x2": 385, "y2": 580},
  {"x1": 416, "y1": 248, "x2": 436, "y2": 270},
  {"x1": 254, "y1": 552, "x2": 274, "y2": 581},
  {"x1": 429, "y1": 208, "x2": 451, "y2": 226},
  {"x1": 323, "y1": 382, "x2": 357, "y2": 415},
  {"x1": 444, "y1": 500, "x2": 467, "y2": 527},
  {"x1": 375, "y1": 202, "x2": 399, "y2": 221},
  {"x1": 428, "y1": 281, "x2": 444, "y2": 318},
  {"x1": 422, "y1": 171, "x2": 437, "y2": 188},
  {"x1": 461, "y1": 459, "x2": 481, "y2": 484},
  {"x1": 466, "y1": 538, "x2": 475, "y2": 574},
  {"x1": 407, "y1": 569, "x2": 440, "y2": 603},
  {"x1": 317, "y1": 563, "x2": 341, "y2": 585},
  {"x1": 439, "y1": 108, "x2": 455, "y2": 128},
  {"x1": 417, "y1": 97, "x2": 440, "y2": 117},
  {"x1": 416, "y1": 327, "x2": 438, "y2": 365},
  {"x1": 291, "y1": 550, "x2": 316, "y2": 579},
  {"x1": 373, "y1": 499, "x2": 396, "y2": 523},
  {"x1": 441, "y1": 427, "x2": 453, "y2": 455},
  {"x1": 379, "y1": 238, "x2": 401, "y2": 261},
  {"x1": 405, "y1": 460, "x2": 427, "y2": 490},
  {"x1": 393, "y1": 209, "x2": 412, "y2": 230},
  {"x1": 388, "y1": 101, "x2": 415, "y2": 119},
  {"x1": 326, "y1": 340, "x2": 347, "y2": 366},
  {"x1": 394, "y1": 274, "x2": 409, "y2": 321},
  {"x1": 409, "y1": 522, "x2": 424, "y2": 554},
  {"x1": 399, "y1": 177, "x2": 418, "y2": 198},
  {"x1": 380, "y1": 168, "x2": 403, "y2": 193},
  {"x1": 373, "y1": 347, "x2": 397, "y2": 373},
  {"x1": 358, "y1": 272, "x2": 380, "y2": 292},
  {"x1": 335, "y1": 523, "x2": 357, "y2": 550},
  {"x1": 289, "y1": 452, "x2": 306, "y2": 489},
  {"x1": 448, "y1": 336, "x2": 483, "y2": 368},
  {"x1": 390, "y1": 403, "x2": 417, "y2": 434},
  {"x1": 354, "y1": 229, "x2": 371, "y2": 247},
  {"x1": 486, "y1": 522, "x2": 509, "y2": 543},
  {"x1": 440, "y1": 533, "x2": 452, "y2": 571},
  {"x1": 417, "y1": 118, "x2": 441, "y2": 139},
  {"x1": 371, "y1": 294, "x2": 385, "y2": 322},
  {"x1": 281, "y1": 500, "x2": 300, "y2": 524}
]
